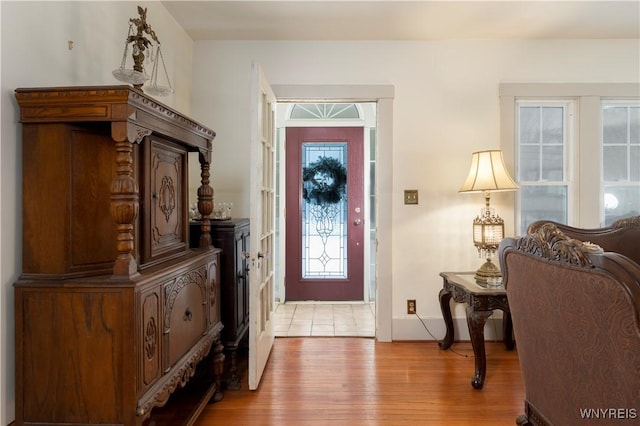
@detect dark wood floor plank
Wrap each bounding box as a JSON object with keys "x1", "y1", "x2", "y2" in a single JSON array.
[{"x1": 194, "y1": 338, "x2": 524, "y2": 425}]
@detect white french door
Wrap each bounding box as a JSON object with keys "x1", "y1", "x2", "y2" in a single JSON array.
[{"x1": 248, "y1": 63, "x2": 276, "y2": 390}]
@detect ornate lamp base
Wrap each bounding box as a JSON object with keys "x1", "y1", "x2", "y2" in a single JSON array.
[{"x1": 474, "y1": 258, "x2": 503, "y2": 287}]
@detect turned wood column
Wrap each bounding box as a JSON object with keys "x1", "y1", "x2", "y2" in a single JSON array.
[
  {"x1": 197, "y1": 149, "x2": 214, "y2": 249},
  {"x1": 110, "y1": 121, "x2": 149, "y2": 277}
]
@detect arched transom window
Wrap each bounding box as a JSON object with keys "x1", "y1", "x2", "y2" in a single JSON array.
[{"x1": 289, "y1": 103, "x2": 360, "y2": 120}]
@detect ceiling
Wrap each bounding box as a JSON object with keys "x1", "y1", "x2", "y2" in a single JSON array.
[{"x1": 162, "y1": 1, "x2": 640, "y2": 41}]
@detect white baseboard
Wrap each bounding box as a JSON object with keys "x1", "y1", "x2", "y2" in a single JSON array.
[{"x1": 391, "y1": 315, "x2": 506, "y2": 342}]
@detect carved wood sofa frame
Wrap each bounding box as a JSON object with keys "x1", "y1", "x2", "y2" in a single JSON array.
[
  {"x1": 499, "y1": 222, "x2": 640, "y2": 426},
  {"x1": 527, "y1": 216, "x2": 640, "y2": 265}
]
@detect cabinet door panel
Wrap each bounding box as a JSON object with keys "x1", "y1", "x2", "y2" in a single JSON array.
[
  {"x1": 143, "y1": 136, "x2": 188, "y2": 264},
  {"x1": 139, "y1": 288, "x2": 161, "y2": 394}
]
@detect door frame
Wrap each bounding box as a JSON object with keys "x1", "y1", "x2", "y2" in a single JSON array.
[{"x1": 273, "y1": 85, "x2": 394, "y2": 342}]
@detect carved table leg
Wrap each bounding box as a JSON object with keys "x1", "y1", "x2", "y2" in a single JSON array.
[
  {"x1": 466, "y1": 305, "x2": 492, "y2": 390},
  {"x1": 438, "y1": 287, "x2": 454, "y2": 349},
  {"x1": 503, "y1": 311, "x2": 515, "y2": 351}
]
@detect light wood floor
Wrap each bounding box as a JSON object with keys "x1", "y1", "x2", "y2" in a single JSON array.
[{"x1": 194, "y1": 337, "x2": 525, "y2": 426}]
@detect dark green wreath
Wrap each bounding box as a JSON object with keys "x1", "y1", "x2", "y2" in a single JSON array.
[{"x1": 302, "y1": 156, "x2": 347, "y2": 205}]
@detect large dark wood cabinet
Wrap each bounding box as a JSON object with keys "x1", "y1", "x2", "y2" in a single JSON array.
[
  {"x1": 190, "y1": 218, "x2": 250, "y2": 389},
  {"x1": 13, "y1": 86, "x2": 224, "y2": 426}
]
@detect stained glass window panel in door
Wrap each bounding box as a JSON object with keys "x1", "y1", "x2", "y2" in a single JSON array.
[{"x1": 301, "y1": 143, "x2": 348, "y2": 279}]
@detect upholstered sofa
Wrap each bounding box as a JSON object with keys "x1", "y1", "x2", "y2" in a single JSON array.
[{"x1": 499, "y1": 222, "x2": 640, "y2": 426}]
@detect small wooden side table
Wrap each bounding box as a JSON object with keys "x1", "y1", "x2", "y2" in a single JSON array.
[{"x1": 438, "y1": 272, "x2": 514, "y2": 389}]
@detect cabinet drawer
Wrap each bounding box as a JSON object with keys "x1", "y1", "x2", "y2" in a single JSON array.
[{"x1": 163, "y1": 266, "x2": 208, "y2": 369}]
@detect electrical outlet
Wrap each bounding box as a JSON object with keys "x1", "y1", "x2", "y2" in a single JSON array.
[{"x1": 407, "y1": 299, "x2": 416, "y2": 315}]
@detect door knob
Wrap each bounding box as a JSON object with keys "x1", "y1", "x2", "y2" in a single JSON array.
[{"x1": 354, "y1": 219, "x2": 362, "y2": 225}]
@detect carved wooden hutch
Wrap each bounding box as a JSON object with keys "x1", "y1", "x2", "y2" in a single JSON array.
[{"x1": 13, "y1": 86, "x2": 223, "y2": 426}]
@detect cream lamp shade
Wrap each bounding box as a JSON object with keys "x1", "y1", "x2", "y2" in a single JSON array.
[{"x1": 459, "y1": 150, "x2": 518, "y2": 194}]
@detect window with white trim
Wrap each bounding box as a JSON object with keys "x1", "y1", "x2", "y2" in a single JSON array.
[{"x1": 500, "y1": 83, "x2": 640, "y2": 234}]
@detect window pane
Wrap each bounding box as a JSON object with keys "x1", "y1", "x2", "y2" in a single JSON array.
[
  {"x1": 631, "y1": 107, "x2": 640, "y2": 143},
  {"x1": 631, "y1": 146, "x2": 640, "y2": 181},
  {"x1": 519, "y1": 107, "x2": 540, "y2": 144},
  {"x1": 519, "y1": 185, "x2": 567, "y2": 235},
  {"x1": 369, "y1": 128, "x2": 376, "y2": 228},
  {"x1": 518, "y1": 105, "x2": 566, "y2": 182},
  {"x1": 541, "y1": 146, "x2": 563, "y2": 181},
  {"x1": 603, "y1": 146, "x2": 629, "y2": 181},
  {"x1": 542, "y1": 107, "x2": 563, "y2": 144},
  {"x1": 603, "y1": 106, "x2": 628, "y2": 144},
  {"x1": 369, "y1": 163, "x2": 376, "y2": 228},
  {"x1": 519, "y1": 145, "x2": 540, "y2": 181},
  {"x1": 603, "y1": 185, "x2": 640, "y2": 226},
  {"x1": 602, "y1": 104, "x2": 640, "y2": 223}
]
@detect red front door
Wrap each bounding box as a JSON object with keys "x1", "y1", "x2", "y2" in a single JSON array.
[{"x1": 285, "y1": 127, "x2": 365, "y2": 301}]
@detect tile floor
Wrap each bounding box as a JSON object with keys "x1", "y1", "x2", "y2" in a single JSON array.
[{"x1": 272, "y1": 302, "x2": 376, "y2": 337}]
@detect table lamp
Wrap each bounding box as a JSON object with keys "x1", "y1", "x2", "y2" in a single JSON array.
[{"x1": 459, "y1": 150, "x2": 518, "y2": 285}]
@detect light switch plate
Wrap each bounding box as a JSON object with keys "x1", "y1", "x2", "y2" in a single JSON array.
[{"x1": 404, "y1": 189, "x2": 418, "y2": 205}]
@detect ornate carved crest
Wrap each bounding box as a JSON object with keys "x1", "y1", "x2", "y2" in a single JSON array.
[
  {"x1": 128, "y1": 125, "x2": 153, "y2": 144},
  {"x1": 159, "y1": 175, "x2": 176, "y2": 222},
  {"x1": 516, "y1": 223, "x2": 603, "y2": 267},
  {"x1": 144, "y1": 317, "x2": 157, "y2": 360},
  {"x1": 164, "y1": 267, "x2": 207, "y2": 330},
  {"x1": 612, "y1": 215, "x2": 640, "y2": 229}
]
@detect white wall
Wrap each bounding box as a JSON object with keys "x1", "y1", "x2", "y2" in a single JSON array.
[
  {"x1": 0, "y1": 1, "x2": 195, "y2": 423},
  {"x1": 190, "y1": 39, "x2": 640, "y2": 341}
]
